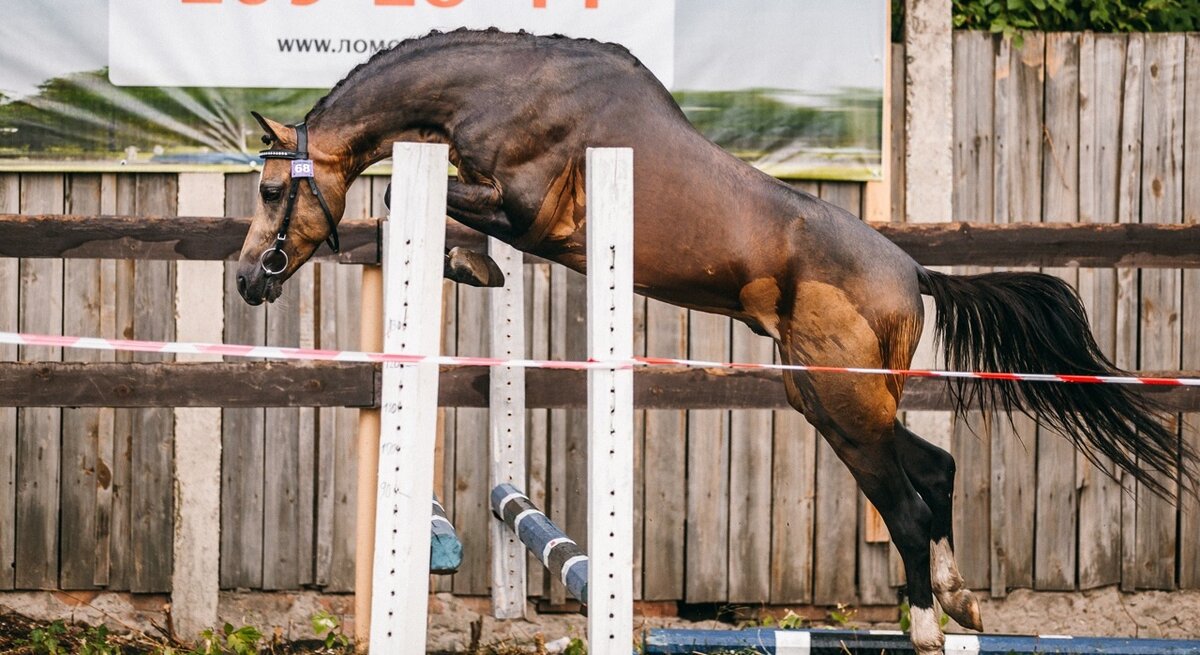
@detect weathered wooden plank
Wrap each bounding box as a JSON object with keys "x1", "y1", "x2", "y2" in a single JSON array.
[
  {"x1": 295, "y1": 266, "x2": 317, "y2": 591},
  {"x1": 1, "y1": 361, "x2": 1196, "y2": 413},
  {"x1": 128, "y1": 175, "x2": 177, "y2": 593},
  {"x1": 434, "y1": 278, "x2": 458, "y2": 596},
  {"x1": 59, "y1": 174, "x2": 113, "y2": 590},
  {"x1": 170, "y1": 172, "x2": 226, "y2": 637},
  {"x1": 90, "y1": 173, "x2": 118, "y2": 588},
  {"x1": 950, "y1": 29, "x2": 995, "y2": 592},
  {"x1": 451, "y1": 283, "x2": 492, "y2": 595},
  {"x1": 3, "y1": 360, "x2": 1197, "y2": 410},
  {"x1": 1179, "y1": 33, "x2": 1200, "y2": 590},
  {"x1": 0, "y1": 174, "x2": 21, "y2": 590},
  {"x1": 107, "y1": 178, "x2": 137, "y2": 591},
  {"x1": 768, "y1": 370, "x2": 817, "y2": 605},
  {"x1": 685, "y1": 310, "x2": 730, "y2": 602},
  {"x1": 0, "y1": 214, "x2": 378, "y2": 264},
  {"x1": 562, "y1": 268, "x2": 590, "y2": 605},
  {"x1": 329, "y1": 262, "x2": 363, "y2": 592},
  {"x1": 727, "y1": 323, "x2": 774, "y2": 603},
  {"x1": 891, "y1": 43, "x2": 907, "y2": 225},
  {"x1": 881, "y1": 221, "x2": 1200, "y2": 267},
  {"x1": 1075, "y1": 33, "x2": 1127, "y2": 591},
  {"x1": 641, "y1": 299, "x2": 688, "y2": 601},
  {"x1": 545, "y1": 265, "x2": 571, "y2": 605},
  {"x1": 5, "y1": 212, "x2": 1200, "y2": 268},
  {"x1": 220, "y1": 173, "x2": 266, "y2": 590},
  {"x1": 1034, "y1": 32, "x2": 1080, "y2": 592},
  {"x1": 1116, "y1": 34, "x2": 1146, "y2": 594},
  {"x1": 524, "y1": 262, "x2": 551, "y2": 597},
  {"x1": 812, "y1": 436, "x2": 858, "y2": 606},
  {"x1": 953, "y1": 30, "x2": 996, "y2": 224},
  {"x1": 261, "y1": 263, "x2": 309, "y2": 590},
  {"x1": 15, "y1": 174, "x2": 65, "y2": 591},
  {"x1": 542, "y1": 266, "x2": 588, "y2": 606},
  {"x1": 1134, "y1": 33, "x2": 1185, "y2": 591},
  {"x1": 988, "y1": 33, "x2": 1043, "y2": 596},
  {"x1": 904, "y1": 0, "x2": 953, "y2": 226},
  {"x1": 315, "y1": 178, "x2": 369, "y2": 592}
]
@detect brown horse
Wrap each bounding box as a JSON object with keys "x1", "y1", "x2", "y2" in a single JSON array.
[{"x1": 236, "y1": 29, "x2": 1192, "y2": 655}]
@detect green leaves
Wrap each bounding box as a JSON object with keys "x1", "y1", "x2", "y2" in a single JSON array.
[
  {"x1": 26, "y1": 620, "x2": 67, "y2": 655},
  {"x1": 310, "y1": 610, "x2": 352, "y2": 652},
  {"x1": 895, "y1": 0, "x2": 1200, "y2": 42}
]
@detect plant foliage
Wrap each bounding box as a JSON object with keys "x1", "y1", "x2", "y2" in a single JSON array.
[{"x1": 894, "y1": 0, "x2": 1200, "y2": 42}]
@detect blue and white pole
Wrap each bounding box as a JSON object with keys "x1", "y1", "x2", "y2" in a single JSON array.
[
  {"x1": 430, "y1": 495, "x2": 462, "y2": 574},
  {"x1": 643, "y1": 628, "x2": 1200, "y2": 655},
  {"x1": 490, "y1": 483, "x2": 589, "y2": 604}
]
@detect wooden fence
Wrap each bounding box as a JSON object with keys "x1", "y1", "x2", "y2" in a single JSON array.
[{"x1": 0, "y1": 32, "x2": 1198, "y2": 608}]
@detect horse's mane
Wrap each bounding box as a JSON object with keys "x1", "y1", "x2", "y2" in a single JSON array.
[{"x1": 305, "y1": 28, "x2": 640, "y2": 122}]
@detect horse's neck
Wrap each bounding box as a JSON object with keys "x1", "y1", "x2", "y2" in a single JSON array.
[{"x1": 310, "y1": 62, "x2": 498, "y2": 176}]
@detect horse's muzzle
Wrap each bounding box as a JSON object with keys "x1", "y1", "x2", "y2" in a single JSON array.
[{"x1": 236, "y1": 263, "x2": 282, "y2": 306}]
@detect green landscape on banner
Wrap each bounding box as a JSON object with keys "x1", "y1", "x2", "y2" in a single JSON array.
[{"x1": 0, "y1": 1, "x2": 885, "y2": 180}]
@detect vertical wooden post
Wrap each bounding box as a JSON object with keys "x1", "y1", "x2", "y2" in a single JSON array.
[
  {"x1": 585, "y1": 148, "x2": 634, "y2": 655},
  {"x1": 368, "y1": 142, "x2": 449, "y2": 652},
  {"x1": 862, "y1": 0, "x2": 893, "y2": 223},
  {"x1": 489, "y1": 238, "x2": 528, "y2": 618},
  {"x1": 354, "y1": 264, "x2": 382, "y2": 651},
  {"x1": 171, "y1": 173, "x2": 225, "y2": 639},
  {"x1": 903, "y1": 0, "x2": 953, "y2": 445}
]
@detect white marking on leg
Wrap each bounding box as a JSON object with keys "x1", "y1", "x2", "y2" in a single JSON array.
[
  {"x1": 930, "y1": 537, "x2": 984, "y2": 631},
  {"x1": 909, "y1": 606, "x2": 945, "y2": 655},
  {"x1": 930, "y1": 537, "x2": 963, "y2": 593}
]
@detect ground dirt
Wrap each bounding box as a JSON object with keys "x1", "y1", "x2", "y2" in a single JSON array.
[{"x1": 2, "y1": 587, "x2": 1199, "y2": 653}]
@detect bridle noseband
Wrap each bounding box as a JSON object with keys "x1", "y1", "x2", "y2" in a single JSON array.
[{"x1": 257, "y1": 123, "x2": 340, "y2": 276}]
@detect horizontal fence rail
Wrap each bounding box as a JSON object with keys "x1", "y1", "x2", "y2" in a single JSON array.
[
  {"x1": 3, "y1": 213, "x2": 1199, "y2": 267},
  {"x1": 1, "y1": 361, "x2": 1196, "y2": 411}
]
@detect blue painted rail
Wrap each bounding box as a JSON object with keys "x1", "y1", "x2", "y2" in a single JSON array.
[
  {"x1": 430, "y1": 495, "x2": 462, "y2": 574},
  {"x1": 490, "y1": 483, "x2": 589, "y2": 604},
  {"x1": 643, "y1": 628, "x2": 1200, "y2": 654}
]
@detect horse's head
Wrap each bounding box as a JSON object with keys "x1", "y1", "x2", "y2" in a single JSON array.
[{"x1": 236, "y1": 112, "x2": 348, "y2": 305}]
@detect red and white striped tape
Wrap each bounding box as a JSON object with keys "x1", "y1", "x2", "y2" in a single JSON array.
[{"x1": 1, "y1": 331, "x2": 1197, "y2": 387}]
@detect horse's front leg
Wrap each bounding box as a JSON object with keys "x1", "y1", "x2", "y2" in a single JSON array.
[{"x1": 385, "y1": 180, "x2": 511, "y2": 287}]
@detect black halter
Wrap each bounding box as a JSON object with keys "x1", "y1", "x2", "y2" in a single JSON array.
[{"x1": 257, "y1": 123, "x2": 340, "y2": 276}]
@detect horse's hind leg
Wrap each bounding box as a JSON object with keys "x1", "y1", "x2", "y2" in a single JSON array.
[
  {"x1": 894, "y1": 423, "x2": 983, "y2": 631},
  {"x1": 778, "y1": 291, "x2": 944, "y2": 654}
]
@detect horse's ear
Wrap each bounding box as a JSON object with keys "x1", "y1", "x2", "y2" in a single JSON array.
[{"x1": 251, "y1": 111, "x2": 289, "y2": 146}]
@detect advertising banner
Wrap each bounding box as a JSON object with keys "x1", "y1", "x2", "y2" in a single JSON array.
[
  {"x1": 0, "y1": 0, "x2": 886, "y2": 180},
  {"x1": 109, "y1": 1, "x2": 676, "y2": 88}
]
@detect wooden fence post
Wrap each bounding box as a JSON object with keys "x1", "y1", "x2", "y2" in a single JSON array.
[{"x1": 171, "y1": 173, "x2": 225, "y2": 639}]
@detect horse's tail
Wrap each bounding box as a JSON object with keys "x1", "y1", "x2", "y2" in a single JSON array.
[{"x1": 918, "y1": 267, "x2": 1193, "y2": 498}]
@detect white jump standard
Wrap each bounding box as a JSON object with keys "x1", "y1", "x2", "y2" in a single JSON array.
[{"x1": 363, "y1": 143, "x2": 635, "y2": 654}]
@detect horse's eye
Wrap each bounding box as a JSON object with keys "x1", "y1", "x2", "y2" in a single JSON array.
[{"x1": 260, "y1": 186, "x2": 283, "y2": 203}]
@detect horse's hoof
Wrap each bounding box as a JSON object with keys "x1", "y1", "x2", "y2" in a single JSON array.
[
  {"x1": 938, "y1": 588, "x2": 984, "y2": 632},
  {"x1": 446, "y1": 247, "x2": 505, "y2": 288}
]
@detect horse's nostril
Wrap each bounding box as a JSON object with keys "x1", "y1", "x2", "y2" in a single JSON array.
[{"x1": 237, "y1": 275, "x2": 248, "y2": 296}]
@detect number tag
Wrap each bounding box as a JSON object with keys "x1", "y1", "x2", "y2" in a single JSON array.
[{"x1": 291, "y1": 159, "x2": 315, "y2": 178}]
